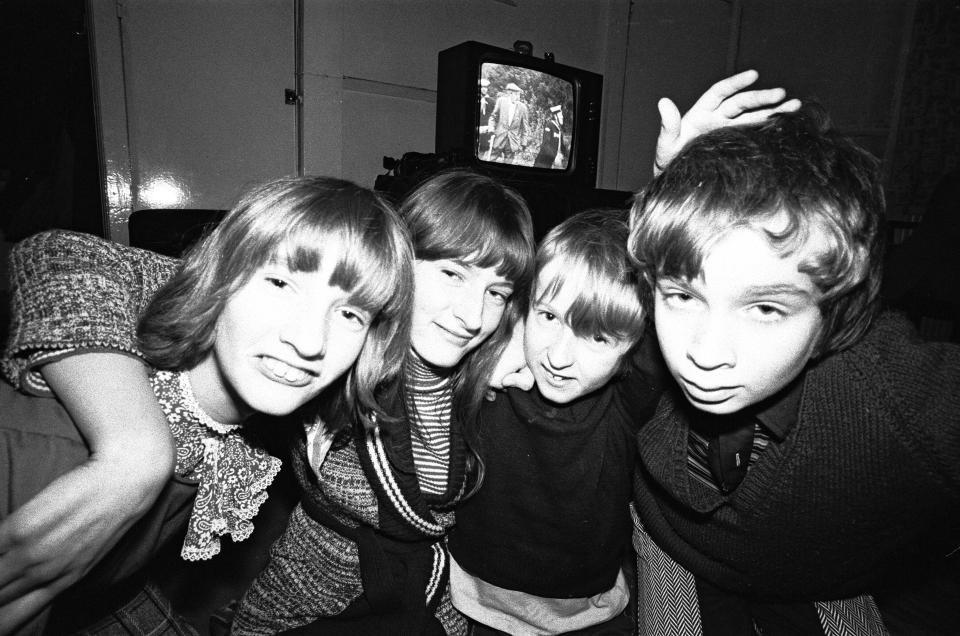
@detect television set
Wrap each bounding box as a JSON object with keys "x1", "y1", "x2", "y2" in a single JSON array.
[{"x1": 435, "y1": 41, "x2": 603, "y2": 188}]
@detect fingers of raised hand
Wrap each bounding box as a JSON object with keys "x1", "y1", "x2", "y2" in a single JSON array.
[
  {"x1": 696, "y1": 69, "x2": 760, "y2": 109},
  {"x1": 657, "y1": 97, "x2": 682, "y2": 134},
  {"x1": 718, "y1": 87, "x2": 788, "y2": 119}
]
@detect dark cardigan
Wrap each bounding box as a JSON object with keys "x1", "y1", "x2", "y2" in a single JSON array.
[
  {"x1": 234, "y1": 389, "x2": 469, "y2": 635},
  {"x1": 634, "y1": 313, "x2": 960, "y2": 608},
  {"x1": 294, "y1": 403, "x2": 466, "y2": 631}
]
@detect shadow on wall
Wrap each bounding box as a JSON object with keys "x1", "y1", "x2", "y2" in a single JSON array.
[{"x1": 883, "y1": 168, "x2": 960, "y2": 342}]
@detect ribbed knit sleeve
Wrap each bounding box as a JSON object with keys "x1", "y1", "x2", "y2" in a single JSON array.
[
  {"x1": 633, "y1": 311, "x2": 960, "y2": 601},
  {"x1": 864, "y1": 313, "x2": 960, "y2": 494},
  {"x1": 1, "y1": 230, "x2": 178, "y2": 394}
]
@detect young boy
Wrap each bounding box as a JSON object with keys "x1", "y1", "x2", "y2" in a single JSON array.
[
  {"x1": 447, "y1": 209, "x2": 664, "y2": 635},
  {"x1": 628, "y1": 104, "x2": 960, "y2": 634}
]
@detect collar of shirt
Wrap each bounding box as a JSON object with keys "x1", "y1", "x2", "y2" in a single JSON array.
[
  {"x1": 746, "y1": 375, "x2": 804, "y2": 442},
  {"x1": 636, "y1": 374, "x2": 806, "y2": 514},
  {"x1": 687, "y1": 374, "x2": 804, "y2": 441}
]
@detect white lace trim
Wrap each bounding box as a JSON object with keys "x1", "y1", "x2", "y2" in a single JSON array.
[
  {"x1": 150, "y1": 370, "x2": 282, "y2": 561},
  {"x1": 177, "y1": 370, "x2": 242, "y2": 434}
]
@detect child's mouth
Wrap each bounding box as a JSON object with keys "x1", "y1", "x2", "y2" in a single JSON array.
[
  {"x1": 679, "y1": 377, "x2": 737, "y2": 404},
  {"x1": 541, "y1": 365, "x2": 572, "y2": 386},
  {"x1": 260, "y1": 356, "x2": 314, "y2": 387}
]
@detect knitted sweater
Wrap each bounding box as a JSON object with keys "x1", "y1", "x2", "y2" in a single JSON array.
[
  {"x1": 233, "y1": 387, "x2": 469, "y2": 635},
  {"x1": 449, "y1": 365, "x2": 660, "y2": 599},
  {"x1": 3, "y1": 230, "x2": 177, "y2": 392},
  {"x1": 634, "y1": 312, "x2": 960, "y2": 604}
]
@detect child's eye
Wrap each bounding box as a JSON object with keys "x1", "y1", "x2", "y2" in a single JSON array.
[
  {"x1": 265, "y1": 276, "x2": 289, "y2": 290},
  {"x1": 537, "y1": 310, "x2": 557, "y2": 322},
  {"x1": 749, "y1": 303, "x2": 786, "y2": 320},
  {"x1": 592, "y1": 333, "x2": 609, "y2": 345},
  {"x1": 338, "y1": 307, "x2": 369, "y2": 330},
  {"x1": 659, "y1": 289, "x2": 693, "y2": 307},
  {"x1": 441, "y1": 268, "x2": 462, "y2": 281},
  {"x1": 487, "y1": 287, "x2": 512, "y2": 305}
]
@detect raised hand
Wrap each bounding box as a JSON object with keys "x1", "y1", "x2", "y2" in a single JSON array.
[{"x1": 654, "y1": 69, "x2": 801, "y2": 175}]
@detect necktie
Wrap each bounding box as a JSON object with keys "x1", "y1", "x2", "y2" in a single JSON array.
[{"x1": 706, "y1": 417, "x2": 755, "y2": 493}]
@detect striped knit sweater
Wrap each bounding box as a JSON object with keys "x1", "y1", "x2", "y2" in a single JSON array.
[{"x1": 406, "y1": 354, "x2": 455, "y2": 497}]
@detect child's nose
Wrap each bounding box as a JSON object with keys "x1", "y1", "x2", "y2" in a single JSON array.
[
  {"x1": 688, "y1": 314, "x2": 736, "y2": 370},
  {"x1": 546, "y1": 330, "x2": 576, "y2": 369},
  {"x1": 451, "y1": 286, "x2": 484, "y2": 333},
  {"x1": 280, "y1": 305, "x2": 329, "y2": 359}
]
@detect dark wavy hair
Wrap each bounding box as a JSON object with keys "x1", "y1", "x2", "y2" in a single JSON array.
[
  {"x1": 137, "y1": 175, "x2": 414, "y2": 431},
  {"x1": 399, "y1": 169, "x2": 536, "y2": 496},
  {"x1": 628, "y1": 104, "x2": 885, "y2": 356}
]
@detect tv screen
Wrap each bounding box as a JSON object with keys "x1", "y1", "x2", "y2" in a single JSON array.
[
  {"x1": 478, "y1": 63, "x2": 574, "y2": 171},
  {"x1": 437, "y1": 41, "x2": 602, "y2": 188}
]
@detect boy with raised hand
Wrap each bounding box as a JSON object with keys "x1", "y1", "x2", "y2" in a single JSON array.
[
  {"x1": 628, "y1": 104, "x2": 960, "y2": 634},
  {"x1": 448, "y1": 209, "x2": 663, "y2": 635}
]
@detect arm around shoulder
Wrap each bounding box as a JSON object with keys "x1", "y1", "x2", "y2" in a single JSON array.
[
  {"x1": 3, "y1": 230, "x2": 179, "y2": 393},
  {"x1": 0, "y1": 352, "x2": 174, "y2": 633}
]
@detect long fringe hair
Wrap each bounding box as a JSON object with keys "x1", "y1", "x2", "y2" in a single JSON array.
[
  {"x1": 137, "y1": 175, "x2": 414, "y2": 431},
  {"x1": 534, "y1": 208, "x2": 647, "y2": 373},
  {"x1": 399, "y1": 170, "x2": 536, "y2": 497}
]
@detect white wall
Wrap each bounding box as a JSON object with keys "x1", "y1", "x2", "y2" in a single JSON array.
[
  {"x1": 91, "y1": 0, "x2": 631, "y2": 241},
  {"x1": 616, "y1": 0, "x2": 913, "y2": 193},
  {"x1": 300, "y1": 0, "x2": 629, "y2": 188},
  {"x1": 89, "y1": 0, "x2": 298, "y2": 242},
  {"x1": 89, "y1": 0, "x2": 914, "y2": 241}
]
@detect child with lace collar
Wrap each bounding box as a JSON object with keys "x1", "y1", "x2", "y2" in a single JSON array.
[{"x1": 0, "y1": 176, "x2": 413, "y2": 634}]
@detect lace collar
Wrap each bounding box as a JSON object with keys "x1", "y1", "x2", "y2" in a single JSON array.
[
  {"x1": 177, "y1": 370, "x2": 241, "y2": 434},
  {"x1": 151, "y1": 370, "x2": 282, "y2": 560}
]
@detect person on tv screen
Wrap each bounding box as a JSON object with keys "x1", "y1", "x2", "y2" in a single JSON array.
[
  {"x1": 477, "y1": 78, "x2": 495, "y2": 160},
  {"x1": 489, "y1": 82, "x2": 529, "y2": 164},
  {"x1": 534, "y1": 104, "x2": 566, "y2": 169}
]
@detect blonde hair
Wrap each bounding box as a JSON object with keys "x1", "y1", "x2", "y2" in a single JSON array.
[{"x1": 535, "y1": 209, "x2": 646, "y2": 362}]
